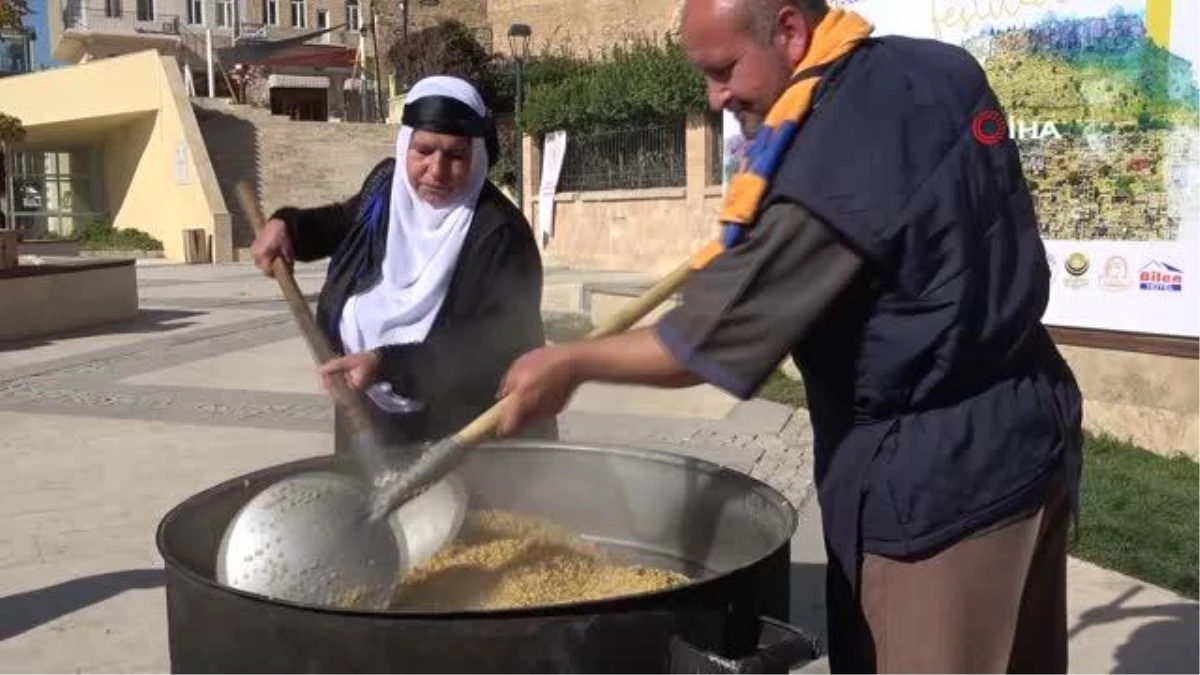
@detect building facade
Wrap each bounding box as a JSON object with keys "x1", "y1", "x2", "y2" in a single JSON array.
[
  {"x1": 0, "y1": 26, "x2": 35, "y2": 78},
  {"x1": 47, "y1": 0, "x2": 373, "y2": 118}
]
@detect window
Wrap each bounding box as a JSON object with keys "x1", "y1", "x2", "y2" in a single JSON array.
[
  {"x1": 216, "y1": 0, "x2": 234, "y2": 28},
  {"x1": 187, "y1": 0, "x2": 204, "y2": 25},
  {"x1": 136, "y1": 0, "x2": 155, "y2": 21},
  {"x1": 290, "y1": 0, "x2": 307, "y2": 28},
  {"x1": 317, "y1": 9, "x2": 329, "y2": 42},
  {"x1": 104, "y1": 0, "x2": 121, "y2": 18},
  {"x1": 263, "y1": 0, "x2": 278, "y2": 25},
  {"x1": 345, "y1": 0, "x2": 360, "y2": 31},
  {"x1": 7, "y1": 149, "x2": 105, "y2": 239}
]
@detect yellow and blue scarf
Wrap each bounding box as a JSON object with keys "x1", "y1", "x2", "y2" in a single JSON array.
[{"x1": 692, "y1": 10, "x2": 875, "y2": 269}]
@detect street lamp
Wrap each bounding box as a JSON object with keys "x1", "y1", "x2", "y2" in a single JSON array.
[{"x1": 507, "y1": 23, "x2": 531, "y2": 211}]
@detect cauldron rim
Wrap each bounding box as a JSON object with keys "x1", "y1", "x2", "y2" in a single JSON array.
[{"x1": 155, "y1": 438, "x2": 799, "y2": 619}]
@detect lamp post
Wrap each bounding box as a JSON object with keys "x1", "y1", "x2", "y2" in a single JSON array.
[
  {"x1": 368, "y1": 13, "x2": 385, "y2": 123},
  {"x1": 507, "y1": 23, "x2": 531, "y2": 211}
]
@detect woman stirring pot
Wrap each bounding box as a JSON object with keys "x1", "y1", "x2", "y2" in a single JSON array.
[{"x1": 251, "y1": 75, "x2": 553, "y2": 453}]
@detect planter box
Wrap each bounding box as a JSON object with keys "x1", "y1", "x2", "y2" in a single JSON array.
[
  {"x1": 18, "y1": 238, "x2": 82, "y2": 257},
  {"x1": 0, "y1": 258, "x2": 139, "y2": 342},
  {"x1": 79, "y1": 249, "x2": 165, "y2": 260}
]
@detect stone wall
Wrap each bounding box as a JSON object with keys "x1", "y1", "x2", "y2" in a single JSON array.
[
  {"x1": 489, "y1": 0, "x2": 683, "y2": 56},
  {"x1": 193, "y1": 100, "x2": 398, "y2": 252},
  {"x1": 374, "y1": 0, "x2": 683, "y2": 69},
  {"x1": 535, "y1": 189, "x2": 721, "y2": 275},
  {"x1": 409, "y1": 0, "x2": 491, "y2": 34},
  {"x1": 1057, "y1": 345, "x2": 1198, "y2": 458}
]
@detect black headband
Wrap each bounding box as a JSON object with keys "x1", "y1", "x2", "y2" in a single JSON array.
[
  {"x1": 402, "y1": 94, "x2": 500, "y2": 167},
  {"x1": 402, "y1": 95, "x2": 488, "y2": 138}
]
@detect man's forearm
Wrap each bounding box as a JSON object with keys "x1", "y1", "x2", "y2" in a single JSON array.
[{"x1": 563, "y1": 327, "x2": 703, "y2": 389}]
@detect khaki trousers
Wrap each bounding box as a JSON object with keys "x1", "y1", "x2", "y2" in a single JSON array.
[{"x1": 828, "y1": 474, "x2": 1069, "y2": 673}]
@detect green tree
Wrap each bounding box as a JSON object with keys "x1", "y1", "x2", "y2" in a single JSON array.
[
  {"x1": 0, "y1": 111, "x2": 24, "y2": 142},
  {"x1": 389, "y1": 20, "x2": 497, "y2": 101},
  {"x1": 0, "y1": 0, "x2": 29, "y2": 28},
  {"x1": 521, "y1": 37, "x2": 707, "y2": 135}
]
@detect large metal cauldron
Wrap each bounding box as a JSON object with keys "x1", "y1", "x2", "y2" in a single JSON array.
[{"x1": 156, "y1": 440, "x2": 818, "y2": 673}]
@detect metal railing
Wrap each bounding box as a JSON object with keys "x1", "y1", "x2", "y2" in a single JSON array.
[
  {"x1": 62, "y1": 7, "x2": 182, "y2": 35},
  {"x1": 554, "y1": 121, "x2": 688, "y2": 193}
]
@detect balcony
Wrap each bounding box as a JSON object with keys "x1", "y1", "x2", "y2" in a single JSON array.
[
  {"x1": 63, "y1": 8, "x2": 183, "y2": 36},
  {"x1": 55, "y1": 8, "x2": 187, "y2": 62}
]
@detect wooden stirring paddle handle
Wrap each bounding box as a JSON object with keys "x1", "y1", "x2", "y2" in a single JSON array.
[
  {"x1": 452, "y1": 256, "x2": 696, "y2": 448},
  {"x1": 235, "y1": 181, "x2": 377, "y2": 435}
]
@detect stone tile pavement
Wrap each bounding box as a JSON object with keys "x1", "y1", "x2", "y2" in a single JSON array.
[{"x1": 0, "y1": 260, "x2": 1194, "y2": 673}]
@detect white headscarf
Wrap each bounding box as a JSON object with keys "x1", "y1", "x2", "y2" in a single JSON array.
[{"x1": 339, "y1": 76, "x2": 491, "y2": 354}]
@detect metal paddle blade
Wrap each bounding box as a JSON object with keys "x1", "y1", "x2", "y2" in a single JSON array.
[
  {"x1": 366, "y1": 434, "x2": 469, "y2": 523},
  {"x1": 217, "y1": 472, "x2": 402, "y2": 610}
]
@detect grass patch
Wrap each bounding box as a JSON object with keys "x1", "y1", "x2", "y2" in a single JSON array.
[
  {"x1": 79, "y1": 219, "x2": 164, "y2": 252},
  {"x1": 755, "y1": 370, "x2": 807, "y2": 409},
  {"x1": 542, "y1": 312, "x2": 595, "y2": 343},
  {"x1": 1072, "y1": 431, "x2": 1199, "y2": 599}
]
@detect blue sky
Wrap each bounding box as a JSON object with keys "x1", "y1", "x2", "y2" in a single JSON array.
[{"x1": 24, "y1": 0, "x2": 53, "y2": 67}]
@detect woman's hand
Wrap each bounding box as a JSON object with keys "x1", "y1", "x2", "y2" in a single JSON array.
[
  {"x1": 319, "y1": 350, "x2": 382, "y2": 392},
  {"x1": 250, "y1": 217, "x2": 293, "y2": 277}
]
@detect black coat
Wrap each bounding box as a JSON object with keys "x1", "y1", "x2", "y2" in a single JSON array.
[{"x1": 273, "y1": 159, "x2": 546, "y2": 444}]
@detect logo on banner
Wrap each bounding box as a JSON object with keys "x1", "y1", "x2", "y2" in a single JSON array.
[
  {"x1": 1063, "y1": 252, "x2": 1090, "y2": 289},
  {"x1": 1098, "y1": 256, "x2": 1134, "y2": 292},
  {"x1": 1139, "y1": 261, "x2": 1184, "y2": 292}
]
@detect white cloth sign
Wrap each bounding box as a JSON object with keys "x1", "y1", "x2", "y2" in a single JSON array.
[{"x1": 538, "y1": 130, "x2": 568, "y2": 243}]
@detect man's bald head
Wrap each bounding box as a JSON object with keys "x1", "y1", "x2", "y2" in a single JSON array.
[
  {"x1": 684, "y1": 0, "x2": 828, "y2": 44},
  {"x1": 680, "y1": 0, "x2": 825, "y2": 121}
]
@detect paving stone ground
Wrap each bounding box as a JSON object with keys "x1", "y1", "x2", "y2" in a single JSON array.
[{"x1": 0, "y1": 260, "x2": 1194, "y2": 673}]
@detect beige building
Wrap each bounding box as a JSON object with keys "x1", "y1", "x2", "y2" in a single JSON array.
[
  {"x1": 0, "y1": 51, "x2": 233, "y2": 261},
  {"x1": 47, "y1": 0, "x2": 373, "y2": 119}
]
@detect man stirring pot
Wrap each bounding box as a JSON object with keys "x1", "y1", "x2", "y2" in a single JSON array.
[{"x1": 495, "y1": 1, "x2": 1084, "y2": 672}]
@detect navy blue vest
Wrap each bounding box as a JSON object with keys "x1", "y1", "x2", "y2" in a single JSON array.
[{"x1": 762, "y1": 36, "x2": 1083, "y2": 586}]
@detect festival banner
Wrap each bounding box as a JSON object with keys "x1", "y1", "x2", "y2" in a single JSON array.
[{"x1": 726, "y1": 0, "x2": 1199, "y2": 338}]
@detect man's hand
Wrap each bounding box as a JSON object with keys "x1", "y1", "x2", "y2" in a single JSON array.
[
  {"x1": 495, "y1": 345, "x2": 582, "y2": 437},
  {"x1": 494, "y1": 329, "x2": 702, "y2": 437},
  {"x1": 250, "y1": 217, "x2": 293, "y2": 277},
  {"x1": 319, "y1": 350, "x2": 382, "y2": 392}
]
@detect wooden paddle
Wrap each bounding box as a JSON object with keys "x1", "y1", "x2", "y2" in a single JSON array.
[{"x1": 235, "y1": 181, "x2": 388, "y2": 473}]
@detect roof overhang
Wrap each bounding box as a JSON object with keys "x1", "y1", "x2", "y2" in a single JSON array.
[
  {"x1": 53, "y1": 28, "x2": 180, "y2": 63},
  {"x1": 217, "y1": 24, "x2": 356, "y2": 69}
]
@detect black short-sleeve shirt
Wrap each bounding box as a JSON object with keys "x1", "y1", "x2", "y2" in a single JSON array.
[{"x1": 655, "y1": 199, "x2": 865, "y2": 399}]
